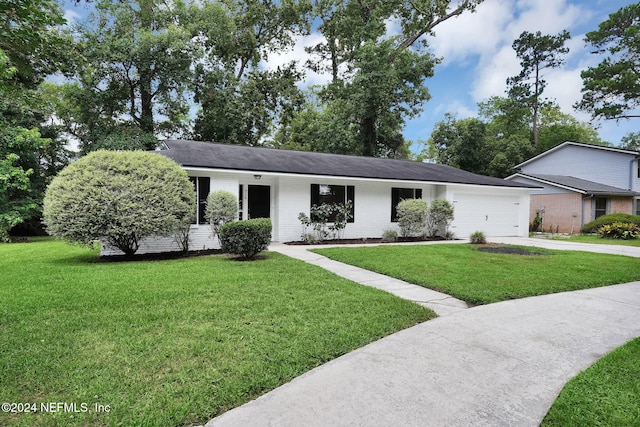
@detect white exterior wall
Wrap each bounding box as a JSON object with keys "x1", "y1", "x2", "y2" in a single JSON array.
[
  {"x1": 520, "y1": 145, "x2": 638, "y2": 191},
  {"x1": 442, "y1": 185, "x2": 530, "y2": 238},
  {"x1": 274, "y1": 176, "x2": 436, "y2": 242},
  {"x1": 102, "y1": 169, "x2": 532, "y2": 255}
]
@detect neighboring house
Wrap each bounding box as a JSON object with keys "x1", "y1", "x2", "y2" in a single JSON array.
[
  {"x1": 507, "y1": 141, "x2": 640, "y2": 234},
  {"x1": 103, "y1": 140, "x2": 536, "y2": 255}
]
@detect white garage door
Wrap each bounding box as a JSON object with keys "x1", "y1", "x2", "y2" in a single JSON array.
[{"x1": 451, "y1": 193, "x2": 521, "y2": 237}]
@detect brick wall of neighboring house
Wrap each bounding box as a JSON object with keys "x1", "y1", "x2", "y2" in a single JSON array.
[
  {"x1": 610, "y1": 197, "x2": 634, "y2": 215},
  {"x1": 530, "y1": 193, "x2": 583, "y2": 234}
]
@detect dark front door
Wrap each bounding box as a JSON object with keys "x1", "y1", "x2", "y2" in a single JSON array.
[{"x1": 248, "y1": 185, "x2": 270, "y2": 219}]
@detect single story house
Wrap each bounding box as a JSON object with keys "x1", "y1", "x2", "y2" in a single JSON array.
[
  {"x1": 506, "y1": 141, "x2": 640, "y2": 233},
  {"x1": 103, "y1": 140, "x2": 536, "y2": 255}
]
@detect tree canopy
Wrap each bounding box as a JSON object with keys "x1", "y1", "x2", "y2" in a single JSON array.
[{"x1": 577, "y1": 3, "x2": 640, "y2": 121}]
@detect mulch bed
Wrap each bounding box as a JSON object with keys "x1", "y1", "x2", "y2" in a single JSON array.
[
  {"x1": 285, "y1": 237, "x2": 447, "y2": 245},
  {"x1": 99, "y1": 248, "x2": 223, "y2": 262},
  {"x1": 476, "y1": 245, "x2": 547, "y2": 256}
]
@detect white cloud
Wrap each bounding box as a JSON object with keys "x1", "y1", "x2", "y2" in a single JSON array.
[
  {"x1": 429, "y1": 0, "x2": 513, "y2": 64},
  {"x1": 471, "y1": 45, "x2": 519, "y2": 100},
  {"x1": 63, "y1": 8, "x2": 82, "y2": 26},
  {"x1": 259, "y1": 32, "x2": 333, "y2": 88}
]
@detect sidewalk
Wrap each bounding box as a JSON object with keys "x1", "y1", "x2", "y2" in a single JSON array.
[
  {"x1": 205, "y1": 238, "x2": 640, "y2": 427},
  {"x1": 271, "y1": 243, "x2": 469, "y2": 316}
]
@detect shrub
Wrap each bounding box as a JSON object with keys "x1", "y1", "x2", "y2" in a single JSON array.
[
  {"x1": 426, "y1": 199, "x2": 455, "y2": 237},
  {"x1": 219, "y1": 218, "x2": 272, "y2": 259},
  {"x1": 381, "y1": 229, "x2": 398, "y2": 243},
  {"x1": 396, "y1": 199, "x2": 428, "y2": 237},
  {"x1": 581, "y1": 213, "x2": 640, "y2": 234},
  {"x1": 298, "y1": 202, "x2": 353, "y2": 242},
  {"x1": 205, "y1": 190, "x2": 238, "y2": 239},
  {"x1": 530, "y1": 211, "x2": 542, "y2": 232},
  {"x1": 597, "y1": 222, "x2": 640, "y2": 240},
  {"x1": 43, "y1": 150, "x2": 195, "y2": 256},
  {"x1": 469, "y1": 231, "x2": 487, "y2": 244}
]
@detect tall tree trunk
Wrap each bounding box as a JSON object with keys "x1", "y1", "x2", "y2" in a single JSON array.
[
  {"x1": 139, "y1": 0, "x2": 154, "y2": 134},
  {"x1": 532, "y1": 63, "x2": 540, "y2": 149},
  {"x1": 361, "y1": 115, "x2": 376, "y2": 157}
]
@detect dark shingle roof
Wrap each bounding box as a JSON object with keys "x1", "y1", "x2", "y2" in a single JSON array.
[
  {"x1": 157, "y1": 140, "x2": 534, "y2": 189},
  {"x1": 519, "y1": 173, "x2": 640, "y2": 196}
]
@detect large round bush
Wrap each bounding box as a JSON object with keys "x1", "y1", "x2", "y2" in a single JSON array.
[{"x1": 43, "y1": 150, "x2": 195, "y2": 255}]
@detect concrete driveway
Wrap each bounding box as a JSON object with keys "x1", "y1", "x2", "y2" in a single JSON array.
[{"x1": 206, "y1": 238, "x2": 640, "y2": 427}]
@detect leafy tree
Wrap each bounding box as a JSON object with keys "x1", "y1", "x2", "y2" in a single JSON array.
[
  {"x1": 577, "y1": 3, "x2": 640, "y2": 121},
  {"x1": 58, "y1": 0, "x2": 196, "y2": 151},
  {"x1": 0, "y1": 0, "x2": 68, "y2": 85},
  {"x1": 428, "y1": 114, "x2": 490, "y2": 174},
  {"x1": 507, "y1": 30, "x2": 571, "y2": 148},
  {"x1": 0, "y1": 154, "x2": 38, "y2": 241},
  {"x1": 296, "y1": 0, "x2": 483, "y2": 157},
  {"x1": 192, "y1": 0, "x2": 309, "y2": 145},
  {"x1": 43, "y1": 150, "x2": 195, "y2": 256},
  {"x1": 430, "y1": 98, "x2": 604, "y2": 177},
  {"x1": 621, "y1": 132, "x2": 640, "y2": 151}
]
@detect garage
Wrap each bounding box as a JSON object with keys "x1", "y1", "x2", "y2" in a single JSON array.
[{"x1": 450, "y1": 192, "x2": 522, "y2": 238}]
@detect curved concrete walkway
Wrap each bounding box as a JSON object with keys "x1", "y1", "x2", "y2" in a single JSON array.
[{"x1": 206, "y1": 238, "x2": 640, "y2": 427}]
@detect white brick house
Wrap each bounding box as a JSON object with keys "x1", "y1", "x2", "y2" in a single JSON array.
[{"x1": 103, "y1": 140, "x2": 536, "y2": 255}]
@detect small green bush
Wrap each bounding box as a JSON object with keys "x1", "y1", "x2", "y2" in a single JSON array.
[
  {"x1": 396, "y1": 199, "x2": 428, "y2": 237},
  {"x1": 205, "y1": 190, "x2": 238, "y2": 239},
  {"x1": 426, "y1": 199, "x2": 455, "y2": 237},
  {"x1": 469, "y1": 231, "x2": 487, "y2": 244},
  {"x1": 381, "y1": 229, "x2": 398, "y2": 242},
  {"x1": 219, "y1": 218, "x2": 272, "y2": 259},
  {"x1": 581, "y1": 213, "x2": 640, "y2": 234},
  {"x1": 597, "y1": 222, "x2": 640, "y2": 240}
]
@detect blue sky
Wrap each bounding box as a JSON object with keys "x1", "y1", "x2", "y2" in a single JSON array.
[{"x1": 62, "y1": 0, "x2": 639, "y2": 148}]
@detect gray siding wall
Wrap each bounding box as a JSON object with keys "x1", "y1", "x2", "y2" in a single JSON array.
[{"x1": 520, "y1": 145, "x2": 636, "y2": 190}]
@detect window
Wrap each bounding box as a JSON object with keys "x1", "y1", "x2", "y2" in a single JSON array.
[
  {"x1": 635, "y1": 199, "x2": 640, "y2": 216},
  {"x1": 189, "y1": 177, "x2": 210, "y2": 225},
  {"x1": 391, "y1": 188, "x2": 423, "y2": 222},
  {"x1": 594, "y1": 197, "x2": 607, "y2": 219},
  {"x1": 238, "y1": 184, "x2": 244, "y2": 220},
  {"x1": 310, "y1": 184, "x2": 355, "y2": 222}
]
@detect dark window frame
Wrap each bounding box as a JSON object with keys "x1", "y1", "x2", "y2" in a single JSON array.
[
  {"x1": 594, "y1": 197, "x2": 607, "y2": 219},
  {"x1": 391, "y1": 188, "x2": 423, "y2": 222},
  {"x1": 310, "y1": 184, "x2": 355, "y2": 223},
  {"x1": 189, "y1": 176, "x2": 210, "y2": 225}
]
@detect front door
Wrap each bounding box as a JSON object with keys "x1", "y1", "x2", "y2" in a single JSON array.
[{"x1": 248, "y1": 185, "x2": 270, "y2": 219}]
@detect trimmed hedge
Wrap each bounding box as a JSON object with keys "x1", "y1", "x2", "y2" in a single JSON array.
[
  {"x1": 581, "y1": 213, "x2": 640, "y2": 234},
  {"x1": 219, "y1": 218, "x2": 272, "y2": 260}
]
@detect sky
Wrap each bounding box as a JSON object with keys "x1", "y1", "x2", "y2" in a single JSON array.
[{"x1": 62, "y1": 0, "x2": 639, "y2": 148}]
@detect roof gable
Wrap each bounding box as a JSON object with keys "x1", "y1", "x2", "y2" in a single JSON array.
[
  {"x1": 515, "y1": 141, "x2": 640, "y2": 170},
  {"x1": 157, "y1": 140, "x2": 533, "y2": 189}
]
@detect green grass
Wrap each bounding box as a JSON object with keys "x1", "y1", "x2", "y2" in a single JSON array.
[
  {"x1": 545, "y1": 234, "x2": 640, "y2": 247},
  {"x1": 0, "y1": 239, "x2": 434, "y2": 426},
  {"x1": 313, "y1": 244, "x2": 640, "y2": 305},
  {"x1": 542, "y1": 337, "x2": 640, "y2": 426}
]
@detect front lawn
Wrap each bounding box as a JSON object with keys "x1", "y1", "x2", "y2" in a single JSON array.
[
  {"x1": 313, "y1": 244, "x2": 640, "y2": 305},
  {"x1": 543, "y1": 234, "x2": 640, "y2": 247},
  {"x1": 0, "y1": 239, "x2": 433, "y2": 426},
  {"x1": 542, "y1": 337, "x2": 640, "y2": 426}
]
